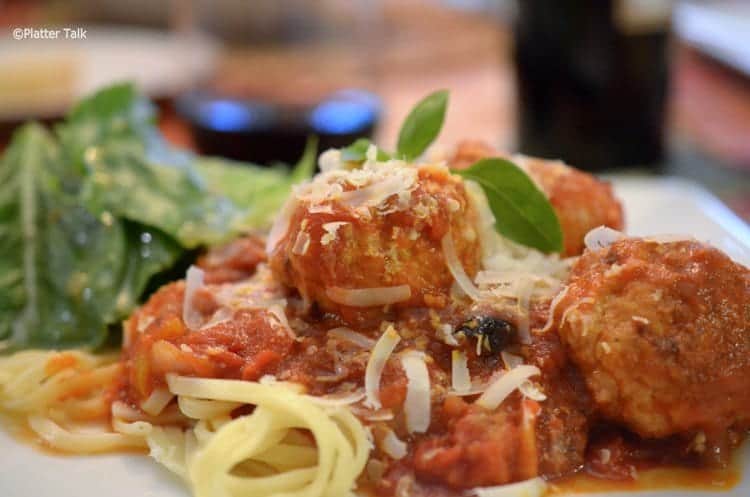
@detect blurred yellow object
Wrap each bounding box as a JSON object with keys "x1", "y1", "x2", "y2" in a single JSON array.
[{"x1": 0, "y1": 52, "x2": 78, "y2": 120}]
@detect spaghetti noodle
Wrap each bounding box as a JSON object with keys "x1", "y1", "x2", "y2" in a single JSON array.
[{"x1": 0, "y1": 351, "x2": 371, "y2": 497}]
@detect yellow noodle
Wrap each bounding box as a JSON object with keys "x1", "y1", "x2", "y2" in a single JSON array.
[
  {"x1": 166, "y1": 375, "x2": 371, "y2": 497},
  {"x1": 0, "y1": 350, "x2": 371, "y2": 497},
  {"x1": 28, "y1": 415, "x2": 147, "y2": 452}
]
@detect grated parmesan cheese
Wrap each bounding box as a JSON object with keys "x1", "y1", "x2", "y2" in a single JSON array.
[
  {"x1": 476, "y1": 365, "x2": 542, "y2": 410},
  {"x1": 471, "y1": 477, "x2": 548, "y2": 497},
  {"x1": 401, "y1": 351, "x2": 431, "y2": 433},
  {"x1": 182, "y1": 266, "x2": 205, "y2": 330},
  {"x1": 326, "y1": 285, "x2": 411, "y2": 307},
  {"x1": 291, "y1": 231, "x2": 311, "y2": 255},
  {"x1": 327, "y1": 327, "x2": 376, "y2": 348},
  {"x1": 451, "y1": 350, "x2": 471, "y2": 394},
  {"x1": 441, "y1": 231, "x2": 481, "y2": 300},
  {"x1": 584, "y1": 226, "x2": 625, "y2": 251},
  {"x1": 321, "y1": 222, "x2": 349, "y2": 246},
  {"x1": 381, "y1": 428, "x2": 408, "y2": 459},
  {"x1": 364, "y1": 326, "x2": 401, "y2": 409}
]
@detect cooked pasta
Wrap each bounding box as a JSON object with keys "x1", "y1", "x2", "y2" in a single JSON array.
[{"x1": 0, "y1": 350, "x2": 371, "y2": 497}]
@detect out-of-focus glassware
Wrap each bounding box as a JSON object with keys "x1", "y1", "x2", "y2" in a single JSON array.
[
  {"x1": 174, "y1": 0, "x2": 383, "y2": 165},
  {"x1": 513, "y1": 0, "x2": 671, "y2": 171}
]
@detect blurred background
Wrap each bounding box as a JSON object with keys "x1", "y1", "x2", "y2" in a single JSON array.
[{"x1": 0, "y1": 0, "x2": 748, "y2": 220}]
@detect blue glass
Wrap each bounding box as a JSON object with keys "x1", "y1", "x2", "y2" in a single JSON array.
[
  {"x1": 196, "y1": 99, "x2": 254, "y2": 132},
  {"x1": 309, "y1": 90, "x2": 380, "y2": 135}
]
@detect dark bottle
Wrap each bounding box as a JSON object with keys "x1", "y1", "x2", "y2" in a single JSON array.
[{"x1": 514, "y1": 0, "x2": 670, "y2": 171}]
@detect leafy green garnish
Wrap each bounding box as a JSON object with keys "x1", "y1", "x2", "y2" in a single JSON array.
[
  {"x1": 0, "y1": 83, "x2": 309, "y2": 350},
  {"x1": 455, "y1": 158, "x2": 563, "y2": 253},
  {"x1": 76, "y1": 86, "x2": 313, "y2": 249},
  {"x1": 340, "y1": 138, "x2": 391, "y2": 163},
  {"x1": 0, "y1": 124, "x2": 180, "y2": 349},
  {"x1": 337, "y1": 89, "x2": 561, "y2": 253},
  {"x1": 81, "y1": 142, "x2": 237, "y2": 248},
  {"x1": 396, "y1": 89, "x2": 448, "y2": 161},
  {"x1": 57, "y1": 83, "x2": 155, "y2": 173},
  {"x1": 289, "y1": 136, "x2": 319, "y2": 183},
  {"x1": 80, "y1": 141, "x2": 312, "y2": 248}
]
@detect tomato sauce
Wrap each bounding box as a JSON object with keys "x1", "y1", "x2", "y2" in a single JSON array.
[{"x1": 113, "y1": 236, "x2": 748, "y2": 496}]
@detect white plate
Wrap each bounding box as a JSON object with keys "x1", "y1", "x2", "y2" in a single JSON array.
[
  {"x1": 674, "y1": 1, "x2": 750, "y2": 77},
  {"x1": 0, "y1": 176, "x2": 748, "y2": 497}
]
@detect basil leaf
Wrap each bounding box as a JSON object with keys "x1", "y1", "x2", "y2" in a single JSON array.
[
  {"x1": 0, "y1": 124, "x2": 180, "y2": 350},
  {"x1": 340, "y1": 138, "x2": 391, "y2": 163},
  {"x1": 396, "y1": 90, "x2": 448, "y2": 161},
  {"x1": 455, "y1": 158, "x2": 563, "y2": 253},
  {"x1": 290, "y1": 136, "x2": 318, "y2": 183}
]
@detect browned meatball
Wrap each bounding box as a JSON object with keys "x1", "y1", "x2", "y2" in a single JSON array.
[
  {"x1": 553, "y1": 238, "x2": 750, "y2": 439},
  {"x1": 196, "y1": 235, "x2": 266, "y2": 284},
  {"x1": 268, "y1": 158, "x2": 480, "y2": 322},
  {"x1": 450, "y1": 140, "x2": 624, "y2": 256}
]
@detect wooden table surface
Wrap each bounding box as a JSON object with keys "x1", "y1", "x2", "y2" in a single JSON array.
[{"x1": 1, "y1": 0, "x2": 748, "y2": 220}]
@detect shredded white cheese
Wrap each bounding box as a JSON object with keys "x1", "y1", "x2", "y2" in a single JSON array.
[
  {"x1": 584, "y1": 226, "x2": 625, "y2": 251},
  {"x1": 364, "y1": 326, "x2": 401, "y2": 409},
  {"x1": 471, "y1": 477, "x2": 548, "y2": 497},
  {"x1": 182, "y1": 265, "x2": 205, "y2": 330},
  {"x1": 326, "y1": 285, "x2": 411, "y2": 307},
  {"x1": 515, "y1": 277, "x2": 535, "y2": 344},
  {"x1": 265, "y1": 197, "x2": 298, "y2": 254},
  {"x1": 441, "y1": 231, "x2": 481, "y2": 300},
  {"x1": 318, "y1": 148, "x2": 343, "y2": 171},
  {"x1": 500, "y1": 351, "x2": 524, "y2": 370},
  {"x1": 291, "y1": 230, "x2": 311, "y2": 255},
  {"x1": 381, "y1": 428, "x2": 408, "y2": 460},
  {"x1": 327, "y1": 327, "x2": 376, "y2": 348},
  {"x1": 296, "y1": 154, "x2": 417, "y2": 217},
  {"x1": 437, "y1": 323, "x2": 459, "y2": 346},
  {"x1": 519, "y1": 381, "x2": 547, "y2": 402},
  {"x1": 339, "y1": 175, "x2": 407, "y2": 209},
  {"x1": 451, "y1": 350, "x2": 471, "y2": 394},
  {"x1": 476, "y1": 365, "x2": 542, "y2": 410},
  {"x1": 401, "y1": 351, "x2": 431, "y2": 434},
  {"x1": 321, "y1": 222, "x2": 349, "y2": 246},
  {"x1": 539, "y1": 285, "x2": 570, "y2": 333}
]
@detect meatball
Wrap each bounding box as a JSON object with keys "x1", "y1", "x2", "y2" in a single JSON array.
[
  {"x1": 553, "y1": 238, "x2": 750, "y2": 439},
  {"x1": 196, "y1": 235, "x2": 266, "y2": 284},
  {"x1": 122, "y1": 265, "x2": 294, "y2": 403},
  {"x1": 449, "y1": 140, "x2": 624, "y2": 256},
  {"x1": 267, "y1": 156, "x2": 480, "y2": 321}
]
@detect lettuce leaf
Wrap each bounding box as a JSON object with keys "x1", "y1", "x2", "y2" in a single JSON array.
[
  {"x1": 0, "y1": 83, "x2": 306, "y2": 350},
  {"x1": 0, "y1": 124, "x2": 180, "y2": 349},
  {"x1": 79, "y1": 140, "x2": 303, "y2": 248},
  {"x1": 75, "y1": 86, "x2": 309, "y2": 248}
]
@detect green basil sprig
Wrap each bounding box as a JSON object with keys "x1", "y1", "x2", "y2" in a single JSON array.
[
  {"x1": 391, "y1": 89, "x2": 562, "y2": 253},
  {"x1": 338, "y1": 89, "x2": 562, "y2": 253},
  {"x1": 340, "y1": 138, "x2": 391, "y2": 163},
  {"x1": 339, "y1": 90, "x2": 447, "y2": 164},
  {"x1": 455, "y1": 158, "x2": 563, "y2": 253},
  {"x1": 396, "y1": 89, "x2": 448, "y2": 160}
]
